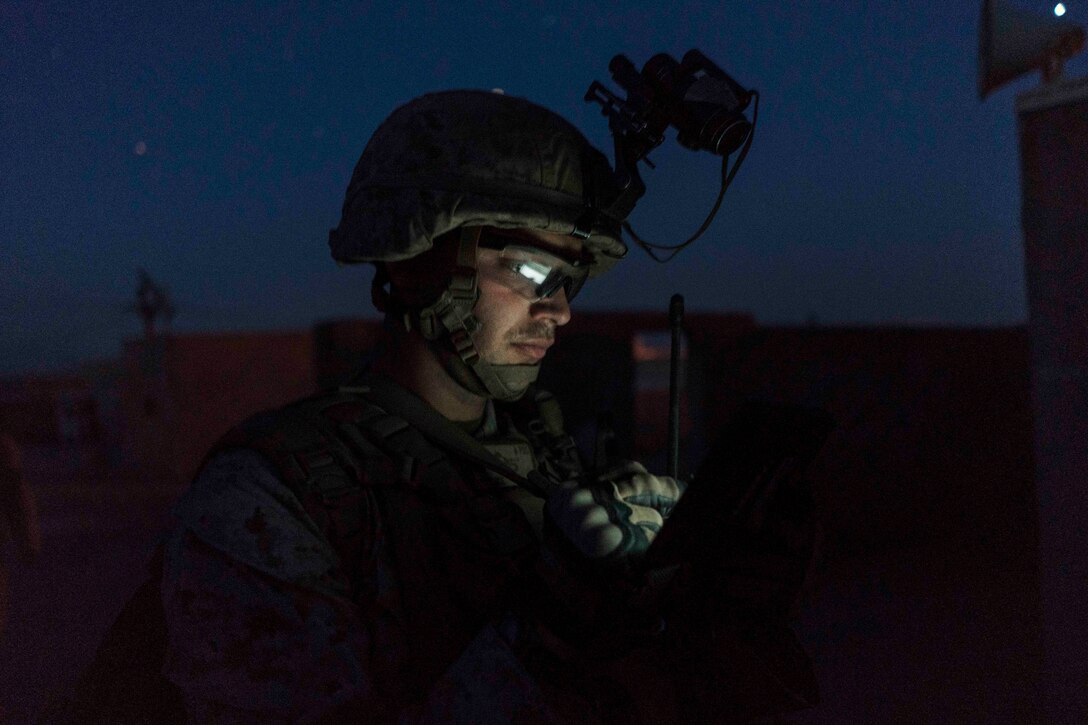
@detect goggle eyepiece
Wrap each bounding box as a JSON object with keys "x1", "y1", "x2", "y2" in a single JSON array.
[{"x1": 477, "y1": 229, "x2": 590, "y2": 303}]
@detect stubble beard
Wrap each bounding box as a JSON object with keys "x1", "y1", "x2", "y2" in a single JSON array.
[{"x1": 474, "y1": 319, "x2": 557, "y2": 366}]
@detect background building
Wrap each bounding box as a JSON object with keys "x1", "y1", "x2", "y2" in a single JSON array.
[
  {"x1": 1017, "y1": 76, "x2": 1088, "y2": 723},
  {"x1": 0, "y1": 315, "x2": 1043, "y2": 721}
]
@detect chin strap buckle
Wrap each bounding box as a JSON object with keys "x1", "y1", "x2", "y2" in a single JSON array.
[{"x1": 416, "y1": 227, "x2": 482, "y2": 342}]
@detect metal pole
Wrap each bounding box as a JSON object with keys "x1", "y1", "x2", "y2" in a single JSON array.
[{"x1": 667, "y1": 293, "x2": 684, "y2": 479}]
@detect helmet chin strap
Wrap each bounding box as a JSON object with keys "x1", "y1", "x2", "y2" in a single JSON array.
[
  {"x1": 411, "y1": 226, "x2": 540, "y2": 402},
  {"x1": 442, "y1": 348, "x2": 541, "y2": 402}
]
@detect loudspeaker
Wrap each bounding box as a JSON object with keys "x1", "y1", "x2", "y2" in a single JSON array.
[{"x1": 979, "y1": 0, "x2": 1086, "y2": 99}]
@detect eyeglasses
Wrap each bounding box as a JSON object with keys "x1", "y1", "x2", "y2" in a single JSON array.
[{"x1": 476, "y1": 229, "x2": 590, "y2": 303}]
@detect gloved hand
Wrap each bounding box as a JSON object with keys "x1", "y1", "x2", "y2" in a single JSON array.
[
  {"x1": 521, "y1": 462, "x2": 685, "y2": 654},
  {"x1": 544, "y1": 461, "x2": 685, "y2": 564}
]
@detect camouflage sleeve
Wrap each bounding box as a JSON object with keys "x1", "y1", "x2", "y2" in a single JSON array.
[
  {"x1": 160, "y1": 449, "x2": 405, "y2": 722},
  {"x1": 161, "y1": 449, "x2": 598, "y2": 723}
]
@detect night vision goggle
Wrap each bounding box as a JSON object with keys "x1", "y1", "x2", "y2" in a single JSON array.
[{"x1": 477, "y1": 229, "x2": 590, "y2": 303}]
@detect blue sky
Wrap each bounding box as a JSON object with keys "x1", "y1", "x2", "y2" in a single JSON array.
[{"x1": 3, "y1": 1, "x2": 1085, "y2": 373}]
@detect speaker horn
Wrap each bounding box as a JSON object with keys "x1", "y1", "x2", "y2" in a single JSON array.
[{"x1": 979, "y1": 0, "x2": 1086, "y2": 99}]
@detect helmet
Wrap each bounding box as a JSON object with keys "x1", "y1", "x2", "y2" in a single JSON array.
[
  {"x1": 329, "y1": 90, "x2": 630, "y2": 402},
  {"x1": 329, "y1": 89, "x2": 627, "y2": 273}
]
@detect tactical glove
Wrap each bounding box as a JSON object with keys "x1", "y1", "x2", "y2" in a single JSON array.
[
  {"x1": 524, "y1": 462, "x2": 685, "y2": 653},
  {"x1": 545, "y1": 461, "x2": 684, "y2": 563}
]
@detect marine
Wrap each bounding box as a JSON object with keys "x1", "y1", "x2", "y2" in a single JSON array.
[{"x1": 70, "y1": 89, "x2": 817, "y2": 723}]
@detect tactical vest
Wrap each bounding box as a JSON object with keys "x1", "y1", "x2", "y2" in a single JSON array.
[{"x1": 70, "y1": 379, "x2": 584, "y2": 723}]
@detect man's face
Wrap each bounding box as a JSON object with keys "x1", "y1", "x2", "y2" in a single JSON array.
[{"x1": 471, "y1": 227, "x2": 585, "y2": 366}]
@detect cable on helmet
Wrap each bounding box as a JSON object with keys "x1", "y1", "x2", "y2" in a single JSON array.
[{"x1": 585, "y1": 49, "x2": 758, "y2": 263}]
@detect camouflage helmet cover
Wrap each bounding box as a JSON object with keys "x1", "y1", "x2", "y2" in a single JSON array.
[{"x1": 329, "y1": 90, "x2": 628, "y2": 276}]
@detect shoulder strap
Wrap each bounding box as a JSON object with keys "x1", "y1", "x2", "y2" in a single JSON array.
[
  {"x1": 351, "y1": 374, "x2": 557, "y2": 496},
  {"x1": 201, "y1": 379, "x2": 567, "y2": 595},
  {"x1": 203, "y1": 389, "x2": 411, "y2": 599},
  {"x1": 504, "y1": 387, "x2": 586, "y2": 483}
]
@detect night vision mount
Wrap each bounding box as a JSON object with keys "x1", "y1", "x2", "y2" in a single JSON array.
[{"x1": 586, "y1": 49, "x2": 758, "y2": 262}]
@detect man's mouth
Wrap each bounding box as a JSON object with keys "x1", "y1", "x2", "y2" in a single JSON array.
[{"x1": 510, "y1": 339, "x2": 553, "y2": 361}]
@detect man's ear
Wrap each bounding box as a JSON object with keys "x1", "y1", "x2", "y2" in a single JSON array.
[{"x1": 384, "y1": 230, "x2": 461, "y2": 308}]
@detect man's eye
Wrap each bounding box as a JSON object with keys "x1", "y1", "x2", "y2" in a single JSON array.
[{"x1": 512, "y1": 262, "x2": 548, "y2": 285}]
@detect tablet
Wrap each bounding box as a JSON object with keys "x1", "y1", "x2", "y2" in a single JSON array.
[{"x1": 643, "y1": 400, "x2": 835, "y2": 570}]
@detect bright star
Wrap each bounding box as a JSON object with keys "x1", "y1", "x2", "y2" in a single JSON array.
[{"x1": 1055, "y1": 3, "x2": 1067, "y2": 16}]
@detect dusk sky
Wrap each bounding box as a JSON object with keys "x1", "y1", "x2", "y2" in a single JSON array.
[{"x1": 3, "y1": 1, "x2": 1086, "y2": 374}]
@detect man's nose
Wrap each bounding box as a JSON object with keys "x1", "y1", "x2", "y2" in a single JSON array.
[{"x1": 531, "y1": 287, "x2": 572, "y2": 326}]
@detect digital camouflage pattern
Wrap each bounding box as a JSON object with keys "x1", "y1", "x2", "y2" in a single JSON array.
[
  {"x1": 158, "y1": 383, "x2": 600, "y2": 722},
  {"x1": 328, "y1": 90, "x2": 628, "y2": 276}
]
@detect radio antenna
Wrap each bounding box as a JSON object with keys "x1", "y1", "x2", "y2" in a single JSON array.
[{"x1": 667, "y1": 293, "x2": 685, "y2": 479}]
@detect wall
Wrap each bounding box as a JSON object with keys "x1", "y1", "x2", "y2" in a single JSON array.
[
  {"x1": 120, "y1": 331, "x2": 316, "y2": 483},
  {"x1": 1018, "y1": 76, "x2": 1088, "y2": 724}
]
